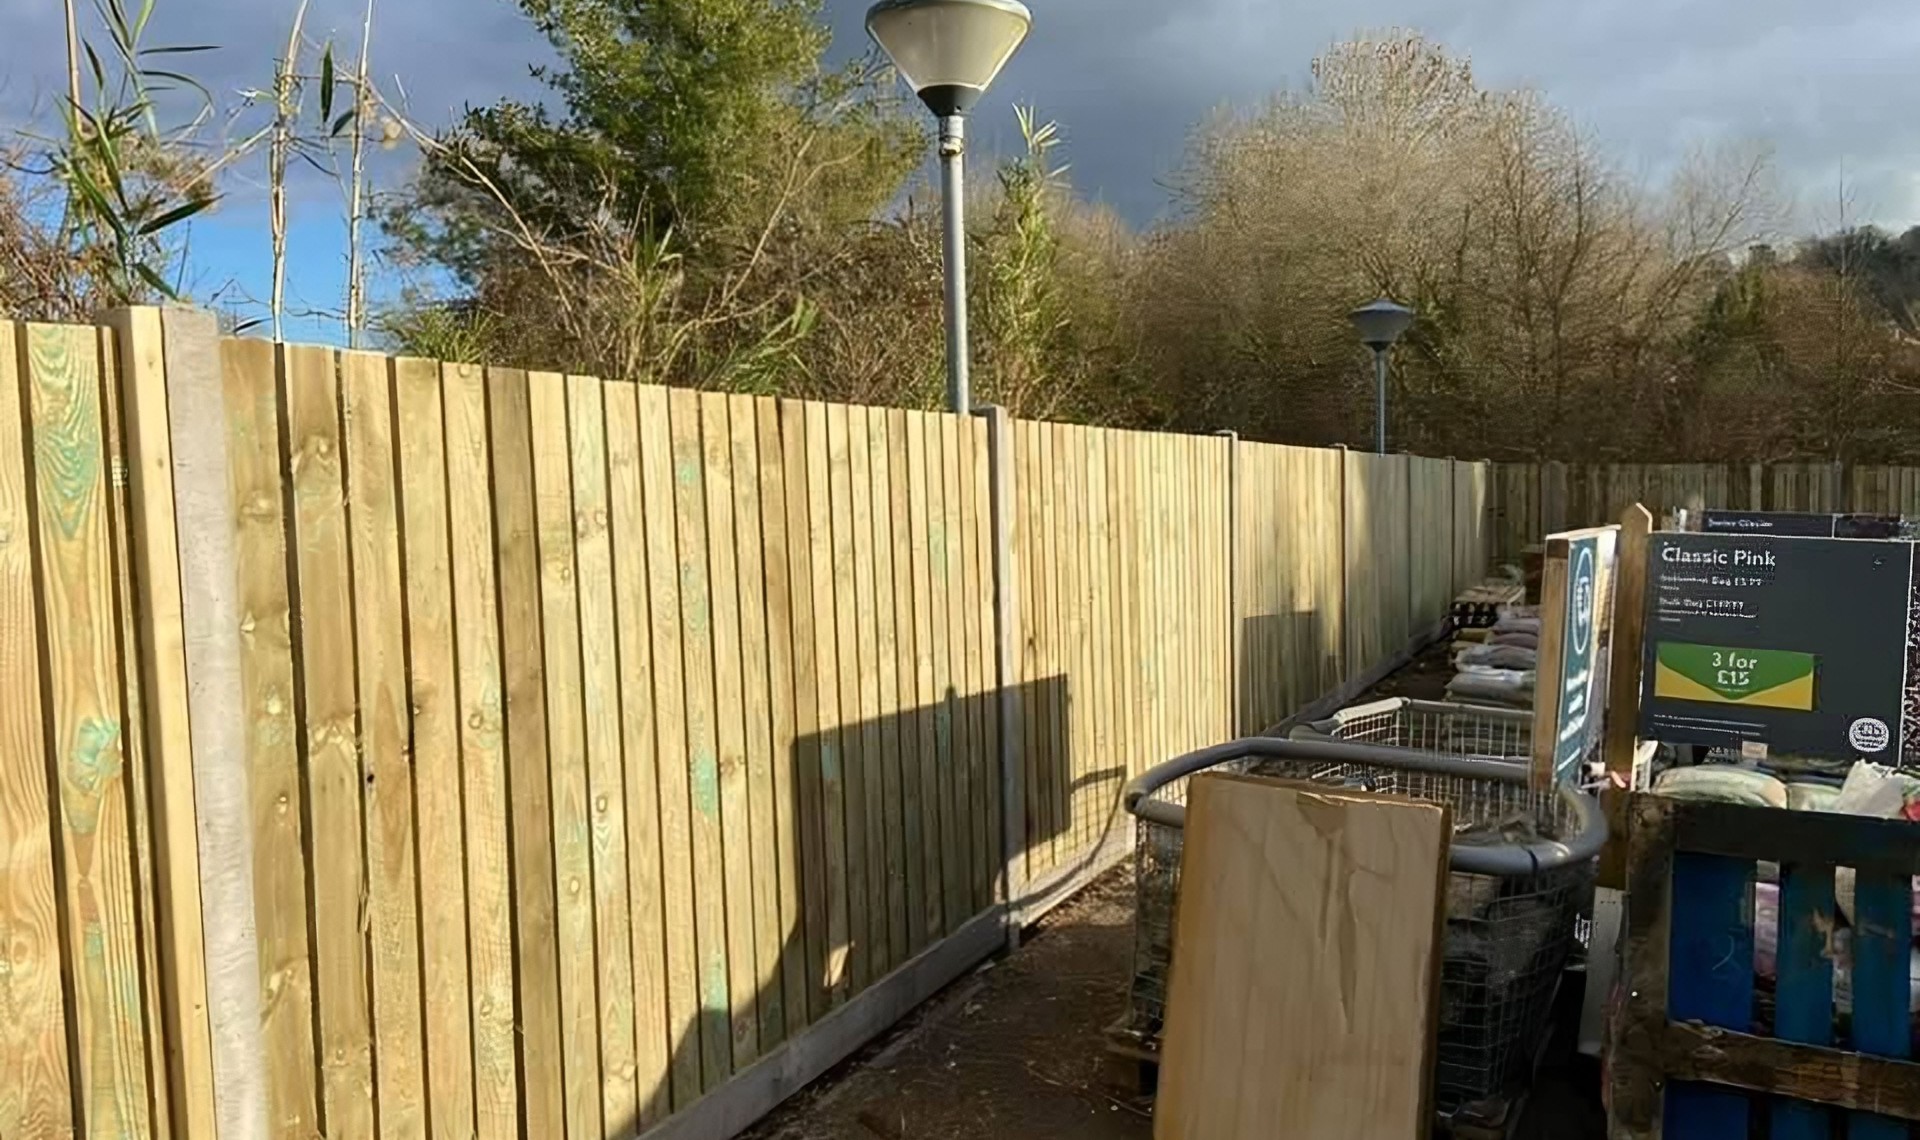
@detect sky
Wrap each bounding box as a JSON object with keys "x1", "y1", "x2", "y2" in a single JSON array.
[{"x1": 7, "y1": 0, "x2": 1920, "y2": 345}]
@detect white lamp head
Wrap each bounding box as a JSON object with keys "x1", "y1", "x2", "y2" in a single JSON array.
[{"x1": 866, "y1": 0, "x2": 1033, "y2": 118}]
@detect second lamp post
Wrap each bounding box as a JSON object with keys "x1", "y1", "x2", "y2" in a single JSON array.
[
  {"x1": 867, "y1": 0, "x2": 1033, "y2": 414},
  {"x1": 1348, "y1": 298, "x2": 1416, "y2": 454}
]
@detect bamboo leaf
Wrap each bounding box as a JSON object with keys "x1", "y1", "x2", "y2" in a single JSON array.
[
  {"x1": 331, "y1": 109, "x2": 357, "y2": 137},
  {"x1": 136, "y1": 196, "x2": 212, "y2": 235},
  {"x1": 141, "y1": 68, "x2": 213, "y2": 101},
  {"x1": 320, "y1": 45, "x2": 335, "y2": 122},
  {"x1": 138, "y1": 44, "x2": 218, "y2": 55},
  {"x1": 70, "y1": 173, "x2": 129, "y2": 240},
  {"x1": 134, "y1": 261, "x2": 181, "y2": 300},
  {"x1": 83, "y1": 42, "x2": 108, "y2": 92}
]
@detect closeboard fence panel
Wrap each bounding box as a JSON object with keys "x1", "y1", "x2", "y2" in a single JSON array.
[
  {"x1": 1235, "y1": 443, "x2": 1345, "y2": 733},
  {"x1": 0, "y1": 321, "x2": 181, "y2": 1140},
  {"x1": 1493, "y1": 461, "x2": 1920, "y2": 552},
  {"x1": 1010, "y1": 423, "x2": 1234, "y2": 880},
  {"x1": 1343, "y1": 450, "x2": 1414, "y2": 684},
  {"x1": 1408, "y1": 455, "x2": 1454, "y2": 640},
  {"x1": 1, "y1": 310, "x2": 1506, "y2": 1140},
  {"x1": 1452, "y1": 461, "x2": 1490, "y2": 596}
]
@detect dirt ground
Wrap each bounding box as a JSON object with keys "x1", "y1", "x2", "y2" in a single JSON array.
[
  {"x1": 744, "y1": 638, "x2": 1606, "y2": 1140},
  {"x1": 742, "y1": 862, "x2": 1604, "y2": 1140},
  {"x1": 743, "y1": 870, "x2": 1151, "y2": 1140}
]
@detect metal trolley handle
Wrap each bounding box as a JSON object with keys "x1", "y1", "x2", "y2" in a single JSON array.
[{"x1": 1119, "y1": 735, "x2": 1608, "y2": 878}]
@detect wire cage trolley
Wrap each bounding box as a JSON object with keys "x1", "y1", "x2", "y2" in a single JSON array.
[{"x1": 1116, "y1": 704, "x2": 1605, "y2": 1119}]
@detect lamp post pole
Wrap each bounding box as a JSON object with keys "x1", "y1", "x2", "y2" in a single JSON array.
[
  {"x1": 866, "y1": 0, "x2": 1032, "y2": 415},
  {"x1": 939, "y1": 115, "x2": 971, "y2": 413},
  {"x1": 1347, "y1": 298, "x2": 1416, "y2": 456}
]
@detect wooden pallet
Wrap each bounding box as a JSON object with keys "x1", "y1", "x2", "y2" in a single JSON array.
[
  {"x1": 1609, "y1": 793, "x2": 1920, "y2": 1138},
  {"x1": 1099, "y1": 1021, "x2": 1161, "y2": 1098}
]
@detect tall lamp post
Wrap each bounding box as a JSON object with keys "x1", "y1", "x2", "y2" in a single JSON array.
[
  {"x1": 867, "y1": 0, "x2": 1033, "y2": 414},
  {"x1": 1348, "y1": 298, "x2": 1416, "y2": 454}
]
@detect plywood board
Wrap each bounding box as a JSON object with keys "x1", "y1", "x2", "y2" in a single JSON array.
[{"x1": 1155, "y1": 773, "x2": 1449, "y2": 1140}]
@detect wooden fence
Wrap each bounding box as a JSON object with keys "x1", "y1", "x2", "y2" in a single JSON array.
[
  {"x1": 1487, "y1": 460, "x2": 1920, "y2": 558},
  {"x1": 0, "y1": 309, "x2": 1494, "y2": 1140}
]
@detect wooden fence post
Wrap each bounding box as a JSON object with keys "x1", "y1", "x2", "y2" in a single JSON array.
[
  {"x1": 120, "y1": 306, "x2": 269, "y2": 1140},
  {"x1": 1334, "y1": 445, "x2": 1352, "y2": 684},
  {"x1": 976, "y1": 405, "x2": 1024, "y2": 952},
  {"x1": 1215, "y1": 430, "x2": 1240, "y2": 734}
]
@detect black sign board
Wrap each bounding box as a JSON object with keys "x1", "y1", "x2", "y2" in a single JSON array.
[
  {"x1": 1638, "y1": 532, "x2": 1919, "y2": 766},
  {"x1": 1700, "y1": 510, "x2": 1907, "y2": 539}
]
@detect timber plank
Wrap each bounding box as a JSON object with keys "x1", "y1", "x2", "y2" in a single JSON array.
[
  {"x1": 846, "y1": 408, "x2": 888, "y2": 978},
  {"x1": 754, "y1": 397, "x2": 806, "y2": 1042},
  {"x1": 283, "y1": 344, "x2": 373, "y2": 1140},
  {"x1": 604, "y1": 383, "x2": 669, "y2": 1126},
  {"x1": 567, "y1": 374, "x2": 638, "y2": 1132},
  {"x1": 698, "y1": 391, "x2": 759, "y2": 1066},
  {"x1": 222, "y1": 337, "x2": 320, "y2": 1140},
  {"x1": 440, "y1": 363, "x2": 516, "y2": 1140},
  {"x1": 867, "y1": 409, "x2": 908, "y2": 963},
  {"x1": 393, "y1": 357, "x2": 475, "y2": 1140},
  {"x1": 778, "y1": 398, "x2": 831, "y2": 1024},
  {"x1": 887, "y1": 409, "x2": 927, "y2": 949},
  {"x1": 485, "y1": 370, "x2": 565, "y2": 1139},
  {"x1": 342, "y1": 350, "x2": 425, "y2": 1140},
  {"x1": 528, "y1": 370, "x2": 602, "y2": 1140},
  {"x1": 668, "y1": 387, "x2": 733, "y2": 1088},
  {"x1": 808, "y1": 401, "x2": 852, "y2": 998},
  {"x1": 0, "y1": 320, "x2": 72, "y2": 1140},
  {"x1": 635, "y1": 384, "x2": 702, "y2": 1109},
  {"x1": 728, "y1": 397, "x2": 784, "y2": 1048}
]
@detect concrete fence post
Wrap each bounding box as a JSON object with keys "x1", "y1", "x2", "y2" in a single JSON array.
[{"x1": 111, "y1": 306, "x2": 268, "y2": 1140}]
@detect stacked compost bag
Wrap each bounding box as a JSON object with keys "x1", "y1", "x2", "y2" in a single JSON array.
[{"x1": 1446, "y1": 604, "x2": 1539, "y2": 709}]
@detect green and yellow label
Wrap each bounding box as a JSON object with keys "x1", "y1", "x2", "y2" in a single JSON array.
[{"x1": 1653, "y1": 642, "x2": 1817, "y2": 710}]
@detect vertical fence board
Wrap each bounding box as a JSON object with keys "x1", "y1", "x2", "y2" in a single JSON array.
[
  {"x1": 485, "y1": 369, "x2": 566, "y2": 1138},
  {"x1": 846, "y1": 409, "x2": 887, "y2": 980},
  {"x1": 394, "y1": 358, "x2": 476, "y2": 1140},
  {"x1": 635, "y1": 385, "x2": 701, "y2": 1108},
  {"x1": 938, "y1": 415, "x2": 974, "y2": 919},
  {"x1": 441, "y1": 363, "x2": 517, "y2": 1140},
  {"x1": 342, "y1": 351, "x2": 426, "y2": 1140},
  {"x1": 698, "y1": 392, "x2": 758, "y2": 1066},
  {"x1": 529, "y1": 371, "x2": 602, "y2": 1140},
  {"x1": 668, "y1": 388, "x2": 732, "y2": 1087},
  {"x1": 728, "y1": 397, "x2": 783, "y2": 1049},
  {"x1": 567, "y1": 375, "x2": 638, "y2": 1131},
  {"x1": 0, "y1": 321, "x2": 72, "y2": 1140},
  {"x1": 866, "y1": 410, "x2": 909, "y2": 964},
  {"x1": 25, "y1": 322, "x2": 154, "y2": 1138},
  {"x1": 777, "y1": 399, "x2": 830, "y2": 1026},
  {"x1": 814, "y1": 403, "x2": 860, "y2": 990},
  {"x1": 968, "y1": 419, "x2": 997, "y2": 905},
  {"x1": 604, "y1": 383, "x2": 669, "y2": 1126},
  {"x1": 885, "y1": 410, "x2": 928, "y2": 948},
  {"x1": 755, "y1": 398, "x2": 807, "y2": 1043},
  {"x1": 97, "y1": 324, "x2": 172, "y2": 1140},
  {"x1": 906, "y1": 414, "x2": 944, "y2": 931},
  {"x1": 222, "y1": 339, "x2": 318, "y2": 1140}
]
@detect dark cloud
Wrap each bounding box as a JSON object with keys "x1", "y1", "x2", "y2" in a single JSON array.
[{"x1": 7, "y1": 0, "x2": 1914, "y2": 234}]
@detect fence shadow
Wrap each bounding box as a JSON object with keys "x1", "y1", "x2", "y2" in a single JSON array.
[
  {"x1": 613, "y1": 675, "x2": 1078, "y2": 1133},
  {"x1": 1239, "y1": 610, "x2": 1343, "y2": 734}
]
